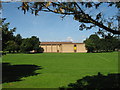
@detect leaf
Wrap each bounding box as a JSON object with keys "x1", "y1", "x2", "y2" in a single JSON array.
[
  {"x1": 108, "y1": 3, "x2": 114, "y2": 7},
  {"x1": 39, "y1": 6, "x2": 42, "y2": 11},
  {"x1": 52, "y1": 3, "x2": 57, "y2": 7},
  {"x1": 85, "y1": 3, "x2": 92, "y2": 8},
  {"x1": 95, "y1": 3, "x2": 101, "y2": 9},
  {"x1": 115, "y1": 2, "x2": 120, "y2": 8},
  {"x1": 18, "y1": 7, "x2": 20, "y2": 9},
  {"x1": 80, "y1": 2, "x2": 84, "y2": 6},
  {"x1": 54, "y1": 9, "x2": 57, "y2": 13},
  {"x1": 96, "y1": 13, "x2": 101, "y2": 20},
  {"x1": 79, "y1": 24, "x2": 86, "y2": 31},
  {"x1": 108, "y1": 22, "x2": 112, "y2": 28},
  {"x1": 86, "y1": 25, "x2": 95, "y2": 30},
  {"x1": 45, "y1": 2, "x2": 51, "y2": 7},
  {"x1": 24, "y1": 2, "x2": 28, "y2": 7},
  {"x1": 35, "y1": 10, "x2": 38, "y2": 16},
  {"x1": 31, "y1": 10, "x2": 34, "y2": 14}
]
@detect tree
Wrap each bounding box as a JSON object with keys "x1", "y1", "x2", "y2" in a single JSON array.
[
  {"x1": 30, "y1": 36, "x2": 40, "y2": 51},
  {"x1": 20, "y1": 36, "x2": 42, "y2": 53},
  {"x1": 18, "y1": 2, "x2": 120, "y2": 34},
  {"x1": 6, "y1": 40, "x2": 19, "y2": 53},
  {"x1": 20, "y1": 38, "x2": 33, "y2": 53},
  {"x1": 1, "y1": 18, "x2": 43, "y2": 53},
  {"x1": 15, "y1": 34, "x2": 22, "y2": 45},
  {"x1": 89, "y1": 34, "x2": 100, "y2": 52},
  {"x1": 1, "y1": 18, "x2": 16, "y2": 51},
  {"x1": 84, "y1": 39, "x2": 95, "y2": 52},
  {"x1": 84, "y1": 33, "x2": 120, "y2": 52},
  {"x1": 14, "y1": 34, "x2": 22, "y2": 52},
  {"x1": 101, "y1": 33, "x2": 120, "y2": 51},
  {"x1": 84, "y1": 34, "x2": 100, "y2": 52}
]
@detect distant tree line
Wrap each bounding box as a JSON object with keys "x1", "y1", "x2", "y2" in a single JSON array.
[
  {"x1": 1, "y1": 18, "x2": 44, "y2": 53},
  {"x1": 84, "y1": 34, "x2": 120, "y2": 53}
]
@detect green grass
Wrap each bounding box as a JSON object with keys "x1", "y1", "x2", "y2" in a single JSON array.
[{"x1": 2, "y1": 52, "x2": 118, "y2": 88}]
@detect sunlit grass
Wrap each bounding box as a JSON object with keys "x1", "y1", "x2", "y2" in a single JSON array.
[{"x1": 2, "y1": 52, "x2": 118, "y2": 88}]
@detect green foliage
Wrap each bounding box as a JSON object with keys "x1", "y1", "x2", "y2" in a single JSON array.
[
  {"x1": 30, "y1": 36, "x2": 40, "y2": 51},
  {"x1": 20, "y1": 36, "x2": 42, "y2": 53},
  {"x1": 84, "y1": 34, "x2": 120, "y2": 53},
  {"x1": 5, "y1": 40, "x2": 19, "y2": 53},
  {"x1": 1, "y1": 18, "x2": 16, "y2": 51},
  {"x1": 15, "y1": 34, "x2": 22, "y2": 45},
  {"x1": 2, "y1": 18, "x2": 42, "y2": 53},
  {"x1": 84, "y1": 39, "x2": 95, "y2": 52},
  {"x1": 20, "y1": 38, "x2": 33, "y2": 53},
  {"x1": 84, "y1": 34, "x2": 100, "y2": 52}
]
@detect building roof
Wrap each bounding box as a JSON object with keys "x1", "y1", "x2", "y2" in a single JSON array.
[{"x1": 41, "y1": 42, "x2": 84, "y2": 45}]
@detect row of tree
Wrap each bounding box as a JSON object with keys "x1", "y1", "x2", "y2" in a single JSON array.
[
  {"x1": 84, "y1": 34, "x2": 120, "y2": 53},
  {"x1": 1, "y1": 18, "x2": 43, "y2": 53},
  {"x1": 1, "y1": 18, "x2": 119, "y2": 53}
]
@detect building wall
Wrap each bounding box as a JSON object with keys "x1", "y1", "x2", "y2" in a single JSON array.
[
  {"x1": 41, "y1": 45, "x2": 46, "y2": 52},
  {"x1": 52, "y1": 45, "x2": 61, "y2": 52},
  {"x1": 40, "y1": 43, "x2": 87, "y2": 53},
  {"x1": 52, "y1": 45, "x2": 57, "y2": 52},
  {"x1": 46, "y1": 45, "x2": 51, "y2": 52},
  {"x1": 77, "y1": 44, "x2": 87, "y2": 52},
  {"x1": 61, "y1": 44, "x2": 74, "y2": 53},
  {"x1": 41, "y1": 44, "x2": 61, "y2": 53}
]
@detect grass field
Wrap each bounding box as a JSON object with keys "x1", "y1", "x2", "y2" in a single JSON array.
[{"x1": 2, "y1": 52, "x2": 118, "y2": 88}]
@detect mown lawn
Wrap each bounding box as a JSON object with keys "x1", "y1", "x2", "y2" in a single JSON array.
[{"x1": 2, "y1": 52, "x2": 118, "y2": 88}]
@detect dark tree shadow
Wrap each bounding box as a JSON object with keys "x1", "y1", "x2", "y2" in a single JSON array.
[
  {"x1": 2, "y1": 63, "x2": 42, "y2": 83},
  {"x1": 60, "y1": 72, "x2": 120, "y2": 90}
]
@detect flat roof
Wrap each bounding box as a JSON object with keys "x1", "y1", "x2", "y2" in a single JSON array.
[{"x1": 41, "y1": 42, "x2": 84, "y2": 45}]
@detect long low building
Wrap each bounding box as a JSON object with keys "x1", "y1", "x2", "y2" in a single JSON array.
[{"x1": 40, "y1": 42, "x2": 87, "y2": 53}]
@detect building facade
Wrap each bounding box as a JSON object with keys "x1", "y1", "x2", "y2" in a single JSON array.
[{"x1": 40, "y1": 42, "x2": 87, "y2": 53}]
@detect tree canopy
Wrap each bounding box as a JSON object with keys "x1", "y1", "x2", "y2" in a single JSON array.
[
  {"x1": 1, "y1": 18, "x2": 16, "y2": 51},
  {"x1": 1, "y1": 18, "x2": 43, "y2": 53},
  {"x1": 18, "y1": 2, "x2": 120, "y2": 34},
  {"x1": 20, "y1": 36, "x2": 42, "y2": 53},
  {"x1": 84, "y1": 33, "x2": 120, "y2": 52}
]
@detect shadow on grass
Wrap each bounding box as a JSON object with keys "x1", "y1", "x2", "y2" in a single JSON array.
[
  {"x1": 60, "y1": 73, "x2": 120, "y2": 90},
  {"x1": 2, "y1": 63, "x2": 42, "y2": 83}
]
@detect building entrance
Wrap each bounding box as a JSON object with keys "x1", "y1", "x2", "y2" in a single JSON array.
[{"x1": 74, "y1": 45, "x2": 77, "y2": 52}]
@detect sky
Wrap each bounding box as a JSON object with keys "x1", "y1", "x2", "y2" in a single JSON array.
[{"x1": 2, "y1": 2, "x2": 118, "y2": 42}]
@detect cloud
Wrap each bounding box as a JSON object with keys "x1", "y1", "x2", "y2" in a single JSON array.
[{"x1": 66, "y1": 37, "x2": 73, "y2": 42}]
